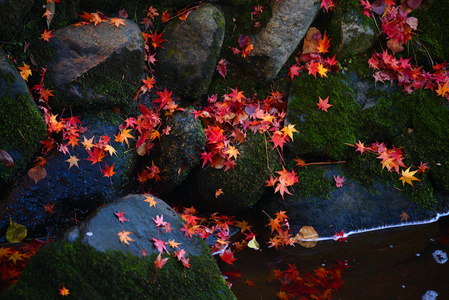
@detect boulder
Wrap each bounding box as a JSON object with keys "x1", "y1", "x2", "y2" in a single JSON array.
[
  {"x1": 0, "y1": 111, "x2": 137, "y2": 244},
  {"x1": 149, "y1": 107, "x2": 206, "y2": 197},
  {"x1": 0, "y1": 50, "x2": 46, "y2": 189},
  {"x1": 182, "y1": 132, "x2": 278, "y2": 214},
  {"x1": 248, "y1": 0, "x2": 320, "y2": 80},
  {"x1": 45, "y1": 19, "x2": 145, "y2": 112},
  {"x1": 4, "y1": 194, "x2": 235, "y2": 299},
  {"x1": 155, "y1": 3, "x2": 225, "y2": 99}
]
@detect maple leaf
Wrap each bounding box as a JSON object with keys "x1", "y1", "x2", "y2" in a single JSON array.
[
  {"x1": 436, "y1": 82, "x2": 449, "y2": 97},
  {"x1": 153, "y1": 238, "x2": 169, "y2": 254},
  {"x1": 235, "y1": 220, "x2": 252, "y2": 233},
  {"x1": 39, "y1": 88, "x2": 54, "y2": 102},
  {"x1": 355, "y1": 140, "x2": 366, "y2": 154},
  {"x1": 317, "y1": 63, "x2": 328, "y2": 77},
  {"x1": 399, "y1": 167, "x2": 420, "y2": 186},
  {"x1": 317, "y1": 96, "x2": 332, "y2": 112},
  {"x1": 152, "y1": 215, "x2": 167, "y2": 227},
  {"x1": 220, "y1": 249, "x2": 237, "y2": 265},
  {"x1": 140, "y1": 18, "x2": 153, "y2": 31},
  {"x1": 117, "y1": 229, "x2": 135, "y2": 245},
  {"x1": 151, "y1": 30, "x2": 166, "y2": 49},
  {"x1": 169, "y1": 239, "x2": 181, "y2": 249},
  {"x1": 224, "y1": 146, "x2": 240, "y2": 160},
  {"x1": 334, "y1": 175, "x2": 345, "y2": 187},
  {"x1": 0, "y1": 247, "x2": 12, "y2": 259},
  {"x1": 114, "y1": 211, "x2": 129, "y2": 223},
  {"x1": 308, "y1": 61, "x2": 319, "y2": 78},
  {"x1": 317, "y1": 32, "x2": 331, "y2": 53},
  {"x1": 229, "y1": 87, "x2": 246, "y2": 102},
  {"x1": 216, "y1": 58, "x2": 227, "y2": 79},
  {"x1": 333, "y1": 230, "x2": 348, "y2": 242},
  {"x1": 44, "y1": 202, "x2": 55, "y2": 213},
  {"x1": 266, "y1": 218, "x2": 282, "y2": 234},
  {"x1": 153, "y1": 253, "x2": 169, "y2": 283},
  {"x1": 109, "y1": 17, "x2": 126, "y2": 28},
  {"x1": 59, "y1": 285, "x2": 70, "y2": 296},
  {"x1": 65, "y1": 155, "x2": 80, "y2": 169},
  {"x1": 275, "y1": 180, "x2": 292, "y2": 198},
  {"x1": 399, "y1": 211, "x2": 410, "y2": 222},
  {"x1": 161, "y1": 10, "x2": 170, "y2": 23},
  {"x1": 418, "y1": 162, "x2": 429, "y2": 173},
  {"x1": 40, "y1": 29, "x2": 55, "y2": 42},
  {"x1": 104, "y1": 144, "x2": 117, "y2": 156},
  {"x1": 215, "y1": 188, "x2": 224, "y2": 198},
  {"x1": 114, "y1": 128, "x2": 134, "y2": 147},
  {"x1": 18, "y1": 63, "x2": 32, "y2": 81},
  {"x1": 200, "y1": 151, "x2": 213, "y2": 167},
  {"x1": 81, "y1": 136, "x2": 95, "y2": 150},
  {"x1": 180, "y1": 223, "x2": 197, "y2": 239},
  {"x1": 8, "y1": 251, "x2": 24, "y2": 264},
  {"x1": 281, "y1": 124, "x2": 299, "y2": 140},
  {"x1": 293, "y1": 157, "x2": 306, "y2": 167},
  {"x1": 320, "y1": 0, "x2": 335, "y2": 12},
  {"x1": 244, "y1": 279, "x2": 255, "y2": 287},
  {"x1": 288, "y1": 64, "x2": 301, "y2": 80},
  {"x1": 143, "y1": 194, "x2": 158, "y2": 207},
  {"x1": 85, "y1": 147, "x2": 105, "y2": 165},
  {"x1": 270, "y1": 132, "x2": 287, "y2": 150}
]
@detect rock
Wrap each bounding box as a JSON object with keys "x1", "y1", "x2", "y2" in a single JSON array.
[
  {"x1": 149, "y1": 107, "x2": 206, "y2": 197},
  {"x1": 155, "y1": 3, "x2": 225, "y2": 100},
  {"x1": 0, "y1": 50, "x2": 47, "y2": 190},
  {"x1": 45, "y1": 19, "x2": 145, "y2": 112},
  {"x1": 330, "y1": 7, "x2": 377, "y2": 55},
  {"x1": 248, "y1": 0, "x2": 320, "y2": 80},
  {"x1": 181, "y1": 132, "x2": 278, "y2": 214},
  {"x1": 286, "y1": 73, "x2": 359, "y2": 160},
  {"x1": 4, "y1": 194, "x2": 236, "y2": 299},
  {"x1": 259, "y1": 165, "x2": 438, "y2": 236},
  {"x1": 0, "y1": 111, "x2": 137, "y2": 244}
]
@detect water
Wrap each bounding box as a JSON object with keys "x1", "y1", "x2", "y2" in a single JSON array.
[{"x1": 223, "y1": 215, "x2": 449, "y2": 299}]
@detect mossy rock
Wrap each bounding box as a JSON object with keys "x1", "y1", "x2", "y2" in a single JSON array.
[
  {"x1": 0, "y1": 50, "x2": 46, "y2": 190},
  {"x1": 286, "y1": 72, "x2": 360, "y2": 160},
  {"x1": 3, "y1": 240, "x2": 235, "y2": 299},
  {"x1": 183, "y1": 131, "x2": 278, "y2": 214}
]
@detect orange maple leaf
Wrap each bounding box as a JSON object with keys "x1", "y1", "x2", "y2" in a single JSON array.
[
  {"x1": 59, "y1": 285, "x2": 70, "y2": 296},
  {"x1": 436, "y1": 81, "x2": 449, "y2": 97},
  {"x1": 40, "y1": 29, "x2": 55, "y2": 42},
  {"x1": 151, "y1": 30, "x2": 166, "y2": 49},
  {"x1": 109, "y1": 17, "x2": 126, "y2": 28},
  {"x1": 101, "y1": 163, "x2": 116, "y2": 177},
  {"x1": 224, "y1": 146, "x2": 240, "y2": 160},
  {"x1": 215, "y1": 188, "x2": 224, "y2": 198},
  {"x1": 317, "y1": 32, "x2": 331, "y2": 53},
  {"x1": 85, "y1": 147, "x2": 105, "y2": 165},
  {"x1": 143, "y1": 194, "x2": 158, "y2": 207},
  {"x1": 44, "y1": 202, "x2": 55, "y2": 213},
  {"x1": 117, "y1": 229, "x2": 135, "y2": 245},
  {"x1": 18, "y1": 63, "x2": 32, "y2": 81},
  {"x1": 399, "y1": 211, "x2": 410, "y2": 222},
  {"x1": 39, "y1": 88, "x2": 54, "y2": 102},
  {"x1": 266, "y1": 218, "x2": 282, "y2": 234}
]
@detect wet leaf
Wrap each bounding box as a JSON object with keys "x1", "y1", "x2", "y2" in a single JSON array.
[
  {"x1": 28, "y1": 165, "x2": 47, "y2": 184},
  {"x1": 295, "y1": 226, "x2": 319, "y2": 248},
  {"x1": 6, "y1": 219, "x2": 27, "y2": 243},
  {"x1": 0, "y1": 149, "x2": 14, "y2": 168},
  {"x1": 247, "y1": 236, "x2": 260, "y2": 250}
]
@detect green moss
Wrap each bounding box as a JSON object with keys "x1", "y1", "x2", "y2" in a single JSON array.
[
  {"x1": 4, "y1": 241, "x2": 235, "y2": 299},
  {"x1": 287, "y1": 72, "x2": 360, "y2": 160}
]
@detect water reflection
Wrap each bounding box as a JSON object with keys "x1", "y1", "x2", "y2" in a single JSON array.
[{"x1": 226, "y1": 216, "x2": 449, "y2": 299}]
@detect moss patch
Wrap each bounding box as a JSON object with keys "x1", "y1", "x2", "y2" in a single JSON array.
[{"x1": 3, "y1": 240, "x2": 235, "y2": 299}]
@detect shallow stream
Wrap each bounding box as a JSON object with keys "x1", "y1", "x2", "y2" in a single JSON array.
[{"x1": 224, "y1": 215, "x2": 449, "y2": 299}]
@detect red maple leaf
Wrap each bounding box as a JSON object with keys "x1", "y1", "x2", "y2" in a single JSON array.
[
  {"x1": 216, "y1": 58, "x2": 227, "y2": 79},
  {"x1": 308, "y1": 61, "x2": 320, "y2": 78},
  {"x1": 101, "y1": 163, "x2": 116, "y2": 177},
  {"x1": 152, "y1": 238, "x2": 169, "y2": 254},
  {"x1": 153, "y1": 253, "x2": 169, "y2": 283},
  {"x1": 114, "y1": 211, "x2": 129, "y2": 223},
  {"x1": 333, "y1": 230, "x2": 348, "y2": 242},
  {"x1": 85, "y1": 147, "x2": 105, "y2": 165},
  {"x1": 317, "y1": 96, "x2": 333, "y2": 112},
  {"x1": 220, "y1": 249, "x2": 237, "y2": 265},
  {"x1": 151, "y1": 30, "x2": 166, "y2": 49},
  {"x1": 288, "y1": 64, "x2": 301, "y2": 80}
]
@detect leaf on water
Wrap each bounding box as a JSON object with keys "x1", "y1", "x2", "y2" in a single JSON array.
[
  {"x1": 0, "y1": 149, "x2": 14, "y2": 168},
  {"x1": 247, "y1": 236, "x2": 260, "y2": 250},
  {"x1": 294, "y1": 226, "x2": 319, "y2": 248},
  {"x1": 28, "y1": 165, "x2": 47, "y2": 184},
  {"x1": 6, "y1": 219, "x2": 27, "y2": 243}
]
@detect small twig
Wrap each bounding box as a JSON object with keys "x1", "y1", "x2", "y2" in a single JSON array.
[{"x1": 303, "y1": 161, "x2": 346, "y2": 166}]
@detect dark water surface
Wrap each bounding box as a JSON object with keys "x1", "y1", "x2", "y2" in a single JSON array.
[{"x1": 226, "y1": 216, "x2": 449, "y2": 299}]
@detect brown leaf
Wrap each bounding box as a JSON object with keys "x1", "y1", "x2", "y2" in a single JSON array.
[
  {"x1": 302, "y1": 27, "x2": 321, "y2": 54},
  {"x1": 28, "y1": 165, "x2": 47, "y2": 184},
  {"x1": 295, "y1": 226, "x2": 319, "y2": 248},
  {"x1": 0, "y1": 149, "x2": 14, "y2": 168}
]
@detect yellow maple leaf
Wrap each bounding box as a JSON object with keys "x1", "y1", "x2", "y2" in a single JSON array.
[
  {"x1": 317, "y1": 63, "x2": 327, "y2": 77},
  {"x1": 436, "y1": 81, "x2": 449, "y2": 97},
  {"x1": 18, "y1": 63, "x2": 32, "y2": 81},
  {"x1": 65, "y1": 155, "x2": 80, "y2": 169},
  {"x1": 281, "y1": 124, "x2": 299, "y2": 140},
  {"x1": 8, "y1": 251, "x2": 24, "y2": 264},
  {"x1": 115, "y1": 128, "x2": 134, "y2": 146},
  {"x1": 224, "y1": 146, "x2": 240, "y2": 160},
  {"x1": 235, "y1": 220, "x2": 252, "y2": 233},
  {"x1": 104, "y1": 144, "x2": 117, "y2": 156},
  {"x1": 143, "y1": 194, "x2": 158, "y2": 207},
  {"x1": 117, "y1": 229, "x2": 135, "y2": 245},
  {"x1": 81, "y1": 136, "x2": 95, "y2": 151},
  {"x1": 168, "y1": 239, "x2": 181, "y2": 249},
  {"x1": 399, "y1": 167, "x2": 420, "y2": 186}
]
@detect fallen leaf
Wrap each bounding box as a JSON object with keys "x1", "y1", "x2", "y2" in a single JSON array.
[
  {"x1": 399, "y1": 211, "x2": 410, "y2": 222},
  {"x1": 6, "y1": 219, "x2": 27, "y2": 243},
  {"x1": 399, "y1": 167, "x2": 420, "y2": 186},
  {"x1": 117, "y1": 229, "x2": 135, "y2": 245},
  {"x1": 295, "y1": 226, "x2": 319, "y2": 248},
  {"x1": 114, "y1": 211, "x2": 129, "y2": 223},
  {"x1": 59, "y1": 285, "x2": 70, "y2": 296},
  {"x1": 0, "y1": 149, "x2": 14, "y2": 167},
  {"x1": 247, "y1": 236, "x2": 260, "y2": 250},
  {"x1": 215, "y1": 188, "x2": 224, "y2": 198},
  {"x1": 65, "y1": 155, "x2": 80, "y2": 169},
  {"x1": 317, "y1": 96, "x2": 332, "y2": 112},
  {"x1": 28, "y1": 165, "x2": 47, "y2": 183},
  {"x1": 44, "y1": 202, "x2": 55, "y2": 213}
]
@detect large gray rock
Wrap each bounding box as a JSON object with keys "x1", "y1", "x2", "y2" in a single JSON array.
[
  {"x1": 0, "y1": 111, "x2": 137, "y2": 244},
  {"x1": 0, "y1": 50, "x2": 46, "y2": 189},
  {"x1": 150, "y1": 107, "x2": 206, "y2": 197},
  {"x1": 4, "y1": 194, "x2": 236, "y2": 299},
  {"x1": 155, "y1": 3, "x2": 225, "y2": 99},
  {"x1": 248, "y1": 0, "x2": 320, "y2": 80},
  {"x1": 46, "y1": 19, "x2": 145, "y2": 111}
]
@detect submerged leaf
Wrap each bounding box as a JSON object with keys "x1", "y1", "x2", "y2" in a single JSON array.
[{"x1": 6, "y1": 219, "x2": 27, "y2": 243}]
